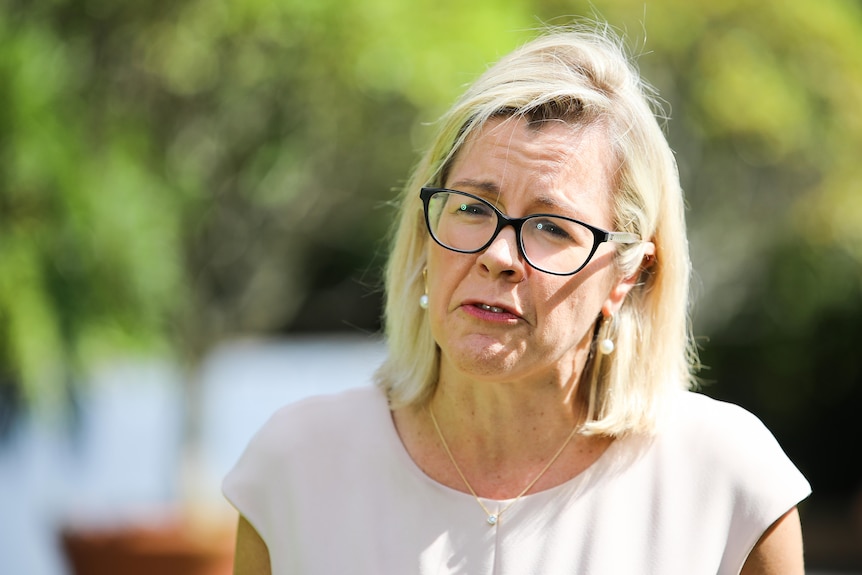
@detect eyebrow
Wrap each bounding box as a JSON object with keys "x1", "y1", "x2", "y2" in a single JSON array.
[
  {"x1": 448, "y1": 179, "x2": 500, "y2": 195},
  {"x1": 531, "y1": 194, "x2": 572, "y2": 212},
  {"x1": 448, "y1": 179, "x2": 584, "y2": 218}
]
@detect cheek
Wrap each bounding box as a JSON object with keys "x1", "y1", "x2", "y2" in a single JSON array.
[
  {"x1": 426, "y1": 249, "x2": 464, "y2": 318},
  {"x1": 537, "y1": 277, "x2": 606, "y2": 332},
  {"x1": 428, "y1": 246, "x2": 471, "y2": 288}
]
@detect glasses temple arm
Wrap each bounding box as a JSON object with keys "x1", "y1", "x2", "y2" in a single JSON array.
[{"x1": 605, "y1": 232, "x2": 641, "y2": 244}]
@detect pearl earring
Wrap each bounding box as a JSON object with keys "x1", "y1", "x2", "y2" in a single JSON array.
[
  {"x1": 598, "y1": 337, "x2": 615, "y2": 355},
  {"x1": 419, "y1": 268, "x2": 429, "y2": 310},
  {"x1": 598, "y1": 314, "x2": 615, "y2": 355}
]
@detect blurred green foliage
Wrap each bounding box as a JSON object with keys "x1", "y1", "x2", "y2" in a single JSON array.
[
  {"x1": 1, "y1": 0, "x2": 861, "y2": 496},
  {"x1": 0, "y1": 0, "x2": 535, "y2": 413}
]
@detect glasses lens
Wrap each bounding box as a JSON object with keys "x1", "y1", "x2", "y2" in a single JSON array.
[
  {"x1": 426, "y1": 191, "x2": 497, "y2": 252},
  {"x1": 424, "y1": 189, "x2": 597, "y2": 275},
  {"x1": 521, "y1": 216, "x2": 594, "y2": 274}
]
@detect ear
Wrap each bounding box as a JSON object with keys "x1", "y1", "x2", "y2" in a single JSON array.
[{"x1": 601, "y1": 242, "x2": 655, "y2": 317}]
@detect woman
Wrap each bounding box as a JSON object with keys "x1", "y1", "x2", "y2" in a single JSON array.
[{"x1": 224, "y1": 25, "x2": 810, "y2": 574}]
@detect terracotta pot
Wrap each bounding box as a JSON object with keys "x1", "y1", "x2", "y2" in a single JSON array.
[{"x1": 61, "y1": 516, "x2": 234, "y2": 575}]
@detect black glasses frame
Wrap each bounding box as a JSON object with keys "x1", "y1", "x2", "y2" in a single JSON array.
[{"x1": 420, "y1": 187, "x2": 640, "y2": 276}]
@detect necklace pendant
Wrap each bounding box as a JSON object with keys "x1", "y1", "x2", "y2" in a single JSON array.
[{"x1": 487, "y1": 514, "x2": 498, "y2": 526}]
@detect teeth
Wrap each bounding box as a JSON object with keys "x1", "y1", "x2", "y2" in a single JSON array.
[{"x1": 479, "y1": 304, "x2": 506, "y2": 313}]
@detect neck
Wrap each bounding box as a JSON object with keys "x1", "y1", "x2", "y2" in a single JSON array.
[
  {"x1": 426, "y1": 359, "x2": 587, "y2": 483},
  {"x1": 392, "y1": 344, "x2": 613, "y2": 501}
]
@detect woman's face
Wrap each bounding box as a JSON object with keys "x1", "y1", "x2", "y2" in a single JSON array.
[{"x1": 426, "y1": 116, "x2": 635, "y2": 386}]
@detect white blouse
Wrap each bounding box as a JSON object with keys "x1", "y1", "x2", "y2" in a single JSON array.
[{"x1": 223, "y1": 385, "x2": 810, "y2": 574}]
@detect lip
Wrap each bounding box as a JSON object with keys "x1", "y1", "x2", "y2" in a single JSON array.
[{"x1": 460, "y1": 299, "x2": 523, "y2": 322}]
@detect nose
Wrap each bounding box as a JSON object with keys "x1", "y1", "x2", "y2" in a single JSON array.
[{"x1": 476, "y1": 224, "x2": 526, "y2": 281}]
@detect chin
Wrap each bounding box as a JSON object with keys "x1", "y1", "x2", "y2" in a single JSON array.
[{"x1": 444, "y1": 338, "x2": 527, "y2": 379}]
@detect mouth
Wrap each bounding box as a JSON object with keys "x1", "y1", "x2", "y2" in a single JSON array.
[
  {"x1": 477, "y1": 303, "x2": 508, "y2": 314},
  {"x1": 461, "y1": 300, "x2": 523, "y2": 321}
]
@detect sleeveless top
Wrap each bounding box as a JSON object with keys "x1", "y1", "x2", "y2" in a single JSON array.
[{"x1": 223, "y1": 385, "x2": 810, "y2": 574}]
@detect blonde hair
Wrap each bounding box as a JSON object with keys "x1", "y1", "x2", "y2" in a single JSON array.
[{"x1": 375, "y1": 24, "x2": 698, "y2": 436}]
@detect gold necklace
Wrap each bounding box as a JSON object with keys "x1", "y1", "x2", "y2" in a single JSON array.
[{"x1": 427, "y1": 405, "x2": 580, "y2": 526}]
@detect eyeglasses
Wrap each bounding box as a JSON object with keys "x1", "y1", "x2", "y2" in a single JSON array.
[{"x1": 420, "y1": 187, "x2": 641, "y2": 276}]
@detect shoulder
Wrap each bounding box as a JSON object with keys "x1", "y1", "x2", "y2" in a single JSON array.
[
  {"x1": 668, "y1": 391, "x2": 772, "y2": 443},
  {"x1": 247, "y1": 385, "x2": 389, "y2": 458},
  {"x1": 222, "y1": 386, "x2": 390, "y2": 516},
  {"x1": 258, "y1": 385, "x2": 387, "y2": 433},
  {"x1": 647, "y1": 391, "x2": 811, "y2": 519},
  {"x1": 663, "y1": 391, "x2": 791, "y2": 472},
  {"x1": 661, "y1": 392, "x2": 809, "y2": 560},
  {"x1": 222, "y1": 385, "x2": 391, "y2": 540}
]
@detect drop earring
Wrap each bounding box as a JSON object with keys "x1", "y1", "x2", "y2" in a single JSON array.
[
  {"x1": 419, "y1": 268, "x2": 429, "y2": 310},
  {"x1": 598, "y1": 314, "x2": 615, "y2": 355}
]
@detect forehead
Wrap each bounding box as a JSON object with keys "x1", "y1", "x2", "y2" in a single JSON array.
[{"x1": 445, "y1": 116, "x2": 617, "y2": 222}]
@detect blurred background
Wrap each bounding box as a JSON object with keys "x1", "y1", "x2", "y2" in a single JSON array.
[{"x1": 1, "y1": 0, "x2": 861, "y2": 573}]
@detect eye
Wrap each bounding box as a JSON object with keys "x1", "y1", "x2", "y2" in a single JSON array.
[
  {"x1": 452, "y1": 200, "x2": 494, "y2": 218},
  {"x1": 533, "y1": 219, "x2": 572, "y2": 240},
  {"x1": 527, "y1": 216, "x2": 593, "y2": 247}
]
